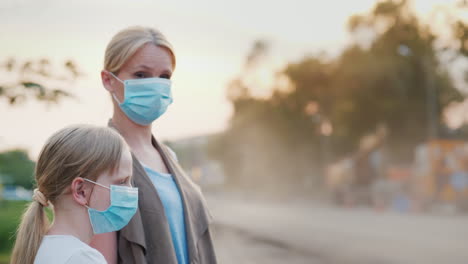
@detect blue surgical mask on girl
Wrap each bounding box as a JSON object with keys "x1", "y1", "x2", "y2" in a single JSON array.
[
  {"x1": 109, "y1": 72, "x2": 173, "y2": 125},
  {"x1": 83, "y1": 178, "x2": 139, "y2": 234}
]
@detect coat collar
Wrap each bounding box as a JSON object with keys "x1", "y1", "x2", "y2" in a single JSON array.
[{"x1": 151, "y1": 135, "x2": 213, "y2": 263}]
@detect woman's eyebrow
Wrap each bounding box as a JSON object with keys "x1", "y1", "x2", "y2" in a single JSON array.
[
  {"x1": 132, "y1": 64, "x2": 153, "y2": 70},
  {"x1": 131, "y1": 64, "x2": 172, "y2": 74}
]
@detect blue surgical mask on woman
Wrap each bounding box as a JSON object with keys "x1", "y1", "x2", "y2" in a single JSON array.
[
  {"x1": 109, "y1": 72, "x2": 173, "y2": 125},
  {"x1": 84, "y1": 178, "x2": 139, "y2": 234}
]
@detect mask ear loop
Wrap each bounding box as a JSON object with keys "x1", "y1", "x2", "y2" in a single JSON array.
[
  {"x1": 108, "y1": 71, "x2": 124, "y2": 83},
  {"x1": 83, "y1": 178, "x2": 111, "y2": 190},
  {"x1": 112, "y1": 93, "x2": 123, "y2": 104},
  {"x1": 107, "y1": 71, "x2": 125, "y2": 104}
]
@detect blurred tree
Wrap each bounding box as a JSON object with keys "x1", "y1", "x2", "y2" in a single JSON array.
[
  {"x1": 334, "y1": 0, "x2": 466, "y2": 161},
  {"x1": 210, "y1": 0, "x2": 467, "y2": 193},
  {"x1": 0, "y1": 149, "x2": 35, "y2": 189},
  {"x1": 0, "y1": 58, "x2": 79, "y2": 105},
  {"x1": 1, "y1": 58, "x2": 81, "y2": 188}
]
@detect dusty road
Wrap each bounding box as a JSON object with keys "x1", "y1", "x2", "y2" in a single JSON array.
[
  {"x1": 212, "y1": 223, "x2": 318, "y2": 264},
  {"x1": 207, "y1": 192, "x2": 468, "y2": 264}
]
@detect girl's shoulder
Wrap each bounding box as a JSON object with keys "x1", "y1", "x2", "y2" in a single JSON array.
[
  {"x1": 65, "y1": 247, "x2": 107, "y2": 264},
  {"x1": 35, "y1": 235, "x2": 107, "y2": 264}
]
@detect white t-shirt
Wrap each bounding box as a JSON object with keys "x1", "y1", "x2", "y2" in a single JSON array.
[{"x1": 34, "y1": 235, "x2": 107, "y2": 264}]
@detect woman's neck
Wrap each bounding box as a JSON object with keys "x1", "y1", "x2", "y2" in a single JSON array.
[{"x1": 111, "y1": 108, "x2": 153, "y2": 149}]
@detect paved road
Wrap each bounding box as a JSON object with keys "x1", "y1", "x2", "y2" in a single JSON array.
[
  {"x1": 212, "y1": 223, "x2": 318, "y2": 264},
  {"x1": 207, "y1": 192, "x2": 468, "y2": 264}
]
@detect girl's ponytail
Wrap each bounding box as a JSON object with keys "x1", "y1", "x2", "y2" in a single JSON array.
[{"x1": 10, "y1": 198, "x2": 49, "y2": 264}]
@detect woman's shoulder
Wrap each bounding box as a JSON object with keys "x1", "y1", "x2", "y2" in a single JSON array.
[{"x1": 164, "y1": 145, "x2": 178, "y2": 162}]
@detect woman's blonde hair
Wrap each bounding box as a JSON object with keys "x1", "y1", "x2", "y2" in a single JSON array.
[
  {"x1": 104, "y1": 26, "x2": 176, "y2": 73},
  {"x1": 10, "y1": 125, "x2": 126, "y2": 264}
]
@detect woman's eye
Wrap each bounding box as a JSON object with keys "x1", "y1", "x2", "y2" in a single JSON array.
[
  {"x1": 160, "y1": 73, "x2": 171, "y2": 79},
  {"x1": 134, "y1": 72, "x2": 147, "y2": 78}
]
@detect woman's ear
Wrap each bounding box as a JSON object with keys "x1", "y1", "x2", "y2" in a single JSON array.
[
  {"x1": 71, "y1": 177, "x2": 91, "y2": 206},
  {"x1": 101, "y1": 70, "x2": 116, "y2": 93}
]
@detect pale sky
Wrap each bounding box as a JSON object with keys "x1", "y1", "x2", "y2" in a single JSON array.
[{"x1": 0, "y1": 0, "x2": 463, "y2": 158}]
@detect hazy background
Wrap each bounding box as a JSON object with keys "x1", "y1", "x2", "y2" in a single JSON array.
[
  {"x1": 1, "y1": 0, "x2": 468, "y2": 263},
  {"x1": 1, "y1": 0, "x2": 459, "y2": 157}
]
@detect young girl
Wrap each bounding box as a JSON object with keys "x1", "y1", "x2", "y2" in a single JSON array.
[{"x1": 10, "y1": 125, "x2": 138, "y2": 264}]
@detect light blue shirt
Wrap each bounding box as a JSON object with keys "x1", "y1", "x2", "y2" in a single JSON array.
[{"x1": 142, "y1": 165, "x2": 189, "y2": 264}]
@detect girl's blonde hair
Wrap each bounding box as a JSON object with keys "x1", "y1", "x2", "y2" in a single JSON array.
[
  {"x1": 104, "y1": 26, "x2": 176, "y2": 73},
  {"x1": 10, "y1": 125, "x2": 126, "y2": 264}
]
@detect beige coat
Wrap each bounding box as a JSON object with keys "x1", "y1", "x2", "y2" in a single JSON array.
[{"x1": 111, "y1": 124, "x2": 217, "y2": 264}]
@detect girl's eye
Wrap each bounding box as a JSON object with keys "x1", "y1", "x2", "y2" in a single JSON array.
[{"x1": 120, "y1": 178, "x2": 129, "y2": 185}]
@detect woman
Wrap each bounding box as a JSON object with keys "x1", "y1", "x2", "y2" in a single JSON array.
[
  {"x1": 10, "y1": 125, "x2": 138, "y2": 264},
  {"x1": 93, "y1": 26, "x2": 217, "y2": 264}
]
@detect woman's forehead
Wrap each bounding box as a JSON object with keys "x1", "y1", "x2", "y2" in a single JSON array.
[{"x1": 124, "y1": 44, "x2": 173, "y2": 71}]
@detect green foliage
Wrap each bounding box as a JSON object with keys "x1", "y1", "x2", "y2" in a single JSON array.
[
  {"x1": 0, "y1": 149, "x2": 35, "y2": 189},
  {"x1": 0, "y1": 201, "x2": 53, "y2": 263},
  {"x1": 0, "y1": 201, "x2": 28, "y2": 258}
]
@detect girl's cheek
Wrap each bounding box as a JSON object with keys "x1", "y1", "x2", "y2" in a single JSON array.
[{"x1": 91, "y1": 189, "x2": 111, "y2": 211}]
